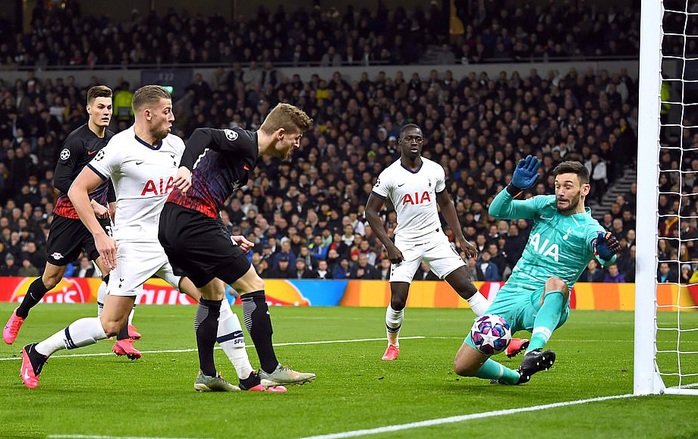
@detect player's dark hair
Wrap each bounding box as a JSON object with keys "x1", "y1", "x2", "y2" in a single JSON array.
[
  {"x1": 132, "y1": 85, "x2": 171, "y2": 112},
  {"x1": 260, "y1": 103, "x2": 313, "y2": 135},
  {"x1": 87, "y1": 85, "x2": 112, "y2": 103},
  {"x1": 398, "y1": 123, "x2": 421, "y2": 139},
  {"x1": 552, "y1": 160, "x2": 589, "y2": 184}
]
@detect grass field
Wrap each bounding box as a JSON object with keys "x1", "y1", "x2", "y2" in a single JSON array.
[{"x1": 0, "y1": 303, "x2": 697, "y2": 439}]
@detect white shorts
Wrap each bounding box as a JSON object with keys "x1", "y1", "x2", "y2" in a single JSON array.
[
  {"x1": 107, "y1": 240, "x2": 181, "y2": 296},
  {"x1": 390, "y1": 233, "x2": 465, "y2": 283}
]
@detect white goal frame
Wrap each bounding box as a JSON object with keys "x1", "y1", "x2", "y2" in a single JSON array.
[{"x1": 634, "y1": 0, "x2": 698, "y2": 396}]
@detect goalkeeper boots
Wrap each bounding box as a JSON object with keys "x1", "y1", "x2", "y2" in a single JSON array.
[
  {"x1": 258, "y1": 364, "x2": 316, "y2": 386},
  {"x1": 517, "y1": 349, "x2": 556, "y2": 383},
  {"x1": 506, "y1": 338, "x2": 530, "y2": 358}
]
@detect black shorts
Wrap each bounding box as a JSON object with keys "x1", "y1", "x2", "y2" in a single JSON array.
[
  {"x1": 46, "y1": 215, "x2": 112, "y2": 266},
  {"x1": 158, "y1": 203, "x2": 251, "y2": 288}
]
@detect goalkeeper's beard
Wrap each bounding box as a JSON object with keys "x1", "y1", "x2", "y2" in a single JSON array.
[{"x1": 556, "y1": 192, "x2": 582, "y2": 214}]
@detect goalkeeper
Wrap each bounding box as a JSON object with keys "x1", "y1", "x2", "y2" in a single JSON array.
[{"x1": 453, "y1": 156, "x2": 621, "y2": 385}]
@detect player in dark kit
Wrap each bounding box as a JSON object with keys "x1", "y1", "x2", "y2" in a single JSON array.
[
  {"x1": 3, "y1": 86, "x2": 137, "y2": 357},
  {"x1": 159, "y1": 103, "x2": 316, "y2": 386}
]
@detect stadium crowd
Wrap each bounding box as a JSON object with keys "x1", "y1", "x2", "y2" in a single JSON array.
[
  {"x1": 0, "y1": 1, "x2": 641, "y2": 69},
  {"x1": 0, "y1": 3, "x2": 695, "y2": 286}
]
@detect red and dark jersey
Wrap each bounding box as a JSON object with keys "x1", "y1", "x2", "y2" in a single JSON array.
[
  {"x1": 167, "y1": 127, "x2": 258, "y2": 218},
  {"x1": 53, "y1": 124, "x2": 115, "y2": 219}
]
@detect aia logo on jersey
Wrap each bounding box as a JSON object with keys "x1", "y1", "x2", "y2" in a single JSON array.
[
  {"x1": 402, "y1": 191, "x2": 431, "y2": 205},
  {"x1": 141, "y1": 176, "x2": 175, "y2": 196}
]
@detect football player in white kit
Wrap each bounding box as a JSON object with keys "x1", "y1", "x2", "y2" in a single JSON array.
[
  {"x1": 20, "y1": 86, "x2": 276, "y2": 392},
  {"x1": 365, "y1": 124, "x2": 528, "y2": 361}
]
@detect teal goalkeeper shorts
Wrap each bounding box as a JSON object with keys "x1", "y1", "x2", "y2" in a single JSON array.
[{"x1": 464, "y1": 282, "x2": 570, "y2": 350}]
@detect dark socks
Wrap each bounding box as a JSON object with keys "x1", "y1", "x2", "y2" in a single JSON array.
[
  {"x1": 241, "y1": 290, "x2": 278, "y2": 374},
  {"x1": 116, "y1": 324, "x2": 129, "y2": 341},
  {"x1": 195, "y1": 298, "x2": 221, "y2": 377},
  {"x1": 16, "y1": 278, "x2": 51, "y2": 318}
]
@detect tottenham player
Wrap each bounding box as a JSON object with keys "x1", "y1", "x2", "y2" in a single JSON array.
[
  {"x1": 2, "y1": 86, "x2": 141, "y2": 357},
  {"x1": 365, "y1": 124, "x2": 528, "y2": 361},
  {"x1": 454, "y1": 157, "x2": 620, "y2": 385},
  {"x1": 20, "y1": 86, "x2": 274, "y2": 392},
  {"x1": 158, "y1": 103, "x2": 316, "y2": 386}
]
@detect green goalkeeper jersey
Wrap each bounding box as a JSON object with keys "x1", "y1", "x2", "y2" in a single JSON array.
[{"x1": 489, "y1": 192, "x2": 612, "y2": 293}]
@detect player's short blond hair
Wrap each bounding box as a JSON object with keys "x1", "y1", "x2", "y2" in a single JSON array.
[
  {"x1": 87, "y1": 85, "x2": 112, "y2": 104},
  {"x1": 260, "y1": 103, "x2": 313, "y2": 135},
  {"x1": 132, "y1": 85, "x2": 171, "y2": 112}
]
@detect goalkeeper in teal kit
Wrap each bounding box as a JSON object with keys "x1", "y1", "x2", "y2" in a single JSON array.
[{"x1": 453, "y1": 157, "x2": 621, "y2": 385}]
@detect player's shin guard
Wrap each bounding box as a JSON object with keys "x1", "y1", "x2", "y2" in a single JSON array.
[
  {"x1": 528, "y1": 290, "x2": 564, "y2": 351},
  {"x1": 97, "y1": 275, "x2": 108, "y2": 317},
  {"x1": 466, "y1": 291, "x2": 490, "y2": 316},
  {"x1": 35, "y1": 317, "x2": 107, "y2": 357},
  {"x1": 241, "y1": 290, "x2": 278, "y2": 374},
  {"x1": 195, "y1": 299, "x2": 221, "y2": 377},
  {"x1": 16, "y1": 277, "x2": 51, "y2": 318},
  {"x1": 476, "y1": 358, "x2": 520, "y2": 385},
  {"x1": 217, "y1": 299, "x2": 254, "y2": 380},
  {"x1": 385, "y1": 305, "x2": 403, "y2": 347}
]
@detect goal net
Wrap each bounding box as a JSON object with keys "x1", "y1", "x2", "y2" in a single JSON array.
[{"x1": 635, "y1": 0, "x2": 698, "y2": 395}]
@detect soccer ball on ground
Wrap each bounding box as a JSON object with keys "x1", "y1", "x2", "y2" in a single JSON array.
[{"x1": 470, "y1": 314, "x2": 512, "y2": 355}]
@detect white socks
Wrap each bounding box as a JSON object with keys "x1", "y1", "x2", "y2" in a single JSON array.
[
  {"x1": 385, "y1": 305, "x2": 404, "y2": 347},
  {"x1": 217, "y1": 299, "x2": 254, "y2": 380},
  {"x1": 467, "y1": 291, "x2": 490, "y2": 316},
  {"x1": 36, "y1": 317, "x2": 107, "y2": 357}
]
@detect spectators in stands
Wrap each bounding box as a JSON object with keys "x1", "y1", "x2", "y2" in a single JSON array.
[{"x1": 2, "y1": 3, "x2": 689, "y2": 288}]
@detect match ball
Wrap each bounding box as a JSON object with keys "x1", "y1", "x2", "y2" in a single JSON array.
[{"x1": 470, "y1": 314, "x2": 512, "y2": 355}]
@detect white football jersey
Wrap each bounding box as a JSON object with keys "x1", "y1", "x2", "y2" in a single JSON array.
[
  {"x1": 88, "y1": 126, "x2": 184, "y2": 242},
  {"x1": 372, "y1": 157, "x2": 446, "y2": 243}
]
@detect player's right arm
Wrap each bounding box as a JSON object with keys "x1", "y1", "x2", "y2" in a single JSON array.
[
  {"x1": 488, "y1": 189, "x2": 543, "y2": 220},
  {"x1": 68, "y1": 166, "x2": 117, "y2": 268},
  {"x1": 365, "y1": 174, "x2": 403, "y2": 264}
]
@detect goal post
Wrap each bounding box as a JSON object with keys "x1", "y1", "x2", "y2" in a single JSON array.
[
  {"x1": 634, "y1": 0, "x2": 663, "y2": 396},
  {"x1": 635, "y1": 0, "x2": 698, "y2": 396}
]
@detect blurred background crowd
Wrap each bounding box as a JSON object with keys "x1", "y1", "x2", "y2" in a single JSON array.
[{"x1": 0, "y1": 0, "x2": 696, "y2": 285}]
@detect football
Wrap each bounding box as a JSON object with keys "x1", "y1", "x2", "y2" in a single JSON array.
[{"x1": 470, "y1": 314, "x2": 512, "y2": 355}]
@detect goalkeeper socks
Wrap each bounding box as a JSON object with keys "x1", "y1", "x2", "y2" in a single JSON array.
[
  {"x1": 35, "y1": 317, "x2": 107, "y2": 356},
  {"x1": 217, "y1": 299, "x2": 254, "y2": 380},
  {"x1": 528, "y1": 290, "x2": 565, "y2": 351},
  {"x1": 16, "y1": 277, "x2": 51, "y2": 318},
  {"x1": 241, "y1": 290, "x2": 279, "y2": 374},
  {"x1": 385, "y1": 305, "x2": 403, "y2": 347},
  {"x1": 195, "y1": 298, "x2": 221, "y2": 377},
  {"x1": 466, "y1": 291, "x2": 490, "y2": 316},
  {"x1": 475, "y1": 358, "x2": 520, "y2": 384}
]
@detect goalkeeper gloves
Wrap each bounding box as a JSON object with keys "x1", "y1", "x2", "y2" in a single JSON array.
[
  {"x1": 594, "y1": 232, "x2": 621, "y2": 261},
  {"x1": 510, "y1": 155, "x2": 541, "y2": 191}
]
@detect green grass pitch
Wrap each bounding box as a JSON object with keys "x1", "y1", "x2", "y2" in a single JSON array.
[{"x1": 0, "y1": 303, "x2": 697, "y2": 439}]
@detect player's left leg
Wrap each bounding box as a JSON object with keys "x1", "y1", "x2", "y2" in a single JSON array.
[
  {"x1": 515, "y1": 276, "x2": 568, "y2": 380},
  {"x1": 232, "y1": 266, "x2": 315, "y2": 386},
  {"x1": 527, "y1": 276, "x2": 569, "y2": 352}
]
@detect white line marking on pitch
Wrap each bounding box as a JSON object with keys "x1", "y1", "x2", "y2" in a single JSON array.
[
  {"x1": 0, "y1": 336, "x2": 425, "y2": 361},
  {"x1": 48, "y1": 435, "x2": 209, "y2": 439},
  {"x1": 297, "y1": 394, "x2": 636, "y2": 439}
]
